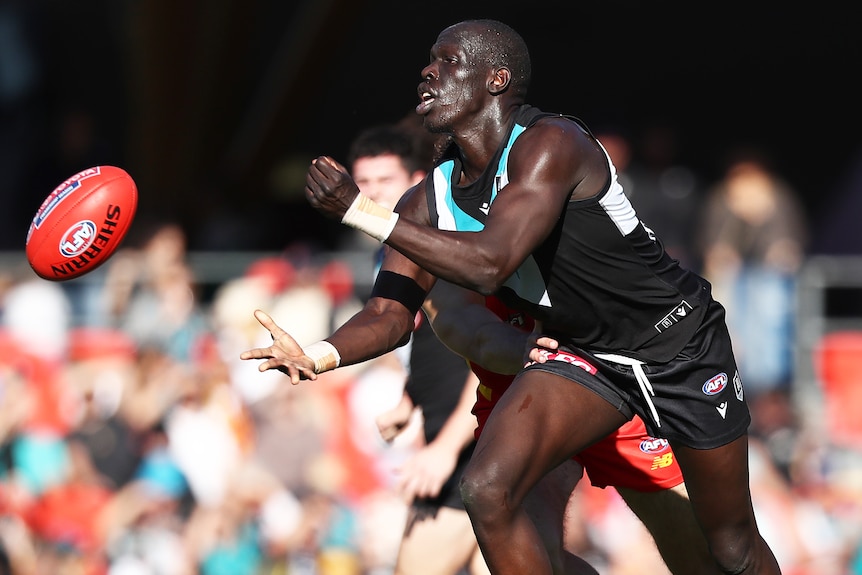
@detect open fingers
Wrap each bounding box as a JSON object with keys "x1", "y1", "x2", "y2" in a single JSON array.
[{"x1": 253, "y1": 309, "x2": 286, "y2": 339}]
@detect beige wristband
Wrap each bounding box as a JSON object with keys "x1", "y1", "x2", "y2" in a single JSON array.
[
  {"x1": 303, "y1": 340, "x2": 341, "y2": 374},
  {"x1": 341, "y1": 193, "x2": 399, "y2": 242}
]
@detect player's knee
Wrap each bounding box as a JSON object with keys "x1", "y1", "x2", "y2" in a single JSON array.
[
  {"x1": 708, "y1": 531, "x2": 757, "y2": 575},
  {"x1": 459, "y1": 466, "x2": 511, "y2": 522}
]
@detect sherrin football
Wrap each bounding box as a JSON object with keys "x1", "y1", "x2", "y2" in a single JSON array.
[{"x1": 26, "y1": 166, "x2": 138, "y2": 281}]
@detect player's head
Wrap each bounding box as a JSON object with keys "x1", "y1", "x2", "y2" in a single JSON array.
[
  {"x1": 418, "y1": 20, "x2": 531, "y2": 133},
  {"x1": 347, "y1": 125, "x2": 426, "y2": 210}
]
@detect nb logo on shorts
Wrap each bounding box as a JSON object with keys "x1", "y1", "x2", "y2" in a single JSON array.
[
  {"x1": 540, "y1": 351, "x2": 597, "y2": 374},
  {"x1": 651, "y1": 453, "x2": 675, "y2": 470}
]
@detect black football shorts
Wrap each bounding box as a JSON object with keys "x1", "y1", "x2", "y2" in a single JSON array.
[{"x1": 525, "y1": 300, "x2": 751, "y2": 449}]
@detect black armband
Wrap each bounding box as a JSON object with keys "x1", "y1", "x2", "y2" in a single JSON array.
[{"x1": 370, "y1": 271, "x2": 427, "y2": 316}]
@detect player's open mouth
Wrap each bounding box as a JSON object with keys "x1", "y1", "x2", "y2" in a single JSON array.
[{"x1": 416, "y1": 91, "x2": 436, "y2": 115}]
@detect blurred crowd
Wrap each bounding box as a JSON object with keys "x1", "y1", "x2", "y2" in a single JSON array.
[
  {"x1": 2, "y1": 3, "x2": 862, "y2": 573},
  {"x1": 1, "y1": 103, "x2": 862, "y2": 575}
]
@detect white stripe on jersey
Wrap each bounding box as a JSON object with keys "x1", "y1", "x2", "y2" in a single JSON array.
[
  {"x1": 502, "y1": 259, "x2": 553, "y2": 307},
  {"x1": 434, "y1": 166, "x2": 457, "y2": 231},
  {"x1": 596, "y1": 142, "x2": 640, "y2": 236}
]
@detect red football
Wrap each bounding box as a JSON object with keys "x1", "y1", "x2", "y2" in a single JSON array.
[{"x1": 26, "y1": 165, "x2": 138, "y2": 281}]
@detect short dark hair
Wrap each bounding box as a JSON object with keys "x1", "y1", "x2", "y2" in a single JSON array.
[{"x1": 347, "y1": 125, "x2": 425, "y2": 174}]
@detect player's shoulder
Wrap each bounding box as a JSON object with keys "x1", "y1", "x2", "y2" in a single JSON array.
[
  {"x1": 393, "y1": 177, "x2": 432, "y2": 222},
  {"x1": 514, "y1": 114, "x2": 594, "y2": 162},
  {"x1": 529, "y1": 113, "x2": 593, "y2": 139},
  {"x1": 512, "y1": 112, "x2": 606, "y2": 190}
]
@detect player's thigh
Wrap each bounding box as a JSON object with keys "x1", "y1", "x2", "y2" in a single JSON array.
[
  {"x1": 395, "y1": 506, "x2": 488, "y2": 575},
  {"x1": 617, "y1": 483, "x2": 718, "y2": 575},
  {"x1": 670, "y1": 435, "x2": 758, "y2": 536},
  {"x1": 470, "y1": 369, "x2": 627, "y2": 501}
]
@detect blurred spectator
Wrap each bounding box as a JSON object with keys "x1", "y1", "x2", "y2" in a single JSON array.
[
  {"x1": 746, "y1": 437, "x2": 849, "y2": 575},
  {"x1": 3, "y1": 278, "x2": 71, "y2": 363},
  {"x1": 209, "y1": 260, "x2": 291, "y2": 408},
  {"x1": 94, "y1": 222, "x2": 211, "y2": 363},
  {"x1": 161, "y1": 353, "x2": 247, "y2": 511},
  {"x1": 65, "y1": 328, "x2": 142, "y2": 491},
  {"x1": 0, "y1": 280, "x2": 77, "y2": 499},
  {"x1": 95, "y1": 220, "x2": 189, "y2": 325},
  {"x1": 697, "y1": 146, "x2": 808, "y2": 397}
]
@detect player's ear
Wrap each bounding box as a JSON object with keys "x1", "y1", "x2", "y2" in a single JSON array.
[{"x1": 488, "y1": 66, "x2": 511, "y2": 95}]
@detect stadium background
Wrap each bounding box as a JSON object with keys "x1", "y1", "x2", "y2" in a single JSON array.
[
  {"x1": 1, "y1": 0, "x2": 859, "y2": 254},
  {"x1": 1, "y1": 2, "x2": 861, "y2": 573}
]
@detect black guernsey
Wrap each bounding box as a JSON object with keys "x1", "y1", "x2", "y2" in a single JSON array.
[{"x1": 426, "y1": 105, "x2": 712, "y2": 363}]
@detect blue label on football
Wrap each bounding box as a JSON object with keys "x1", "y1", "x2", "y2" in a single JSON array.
[{"x1": 33, "y1": 167, "x2": 102, "y2": 229}]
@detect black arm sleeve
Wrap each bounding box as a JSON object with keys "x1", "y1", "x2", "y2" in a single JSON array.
[{"x1": 370, "y1": 270, "x2": 427, "y2": 316}]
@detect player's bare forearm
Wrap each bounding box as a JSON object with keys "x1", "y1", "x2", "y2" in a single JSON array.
[
  {"x1": 306, "y1": 155, "x2": 563, "y2": 295},
  {"x1": 326, "y1": 298, "x2": 415, "y2": 366},
  {"x1": 240, "y1": 299, "x2": 415, "y2": 385},
  {"x1": 426, "y1": 283, "x2": 528, "y2": 374},
  {"x1": 385, "y1": 212, "x2": 535, "y2": 295}
]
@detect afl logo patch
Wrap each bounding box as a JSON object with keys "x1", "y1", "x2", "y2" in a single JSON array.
[
  {"x1": 702, "y1": 372, "x2": 728, "y2": 396},
  {"x1": 59, "y1": 220, "x2": 97, "y2": 257},
  {"x1": 639, "y1": 437, "x2": 670, "y2": 454}
]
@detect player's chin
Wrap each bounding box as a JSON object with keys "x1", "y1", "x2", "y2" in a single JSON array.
[
  {"x1": 419, "y1": 109, "x2": 445, "y2": 132},
  {"x1": 422, "y1": 116, "x2": 447, "y2": 134}
]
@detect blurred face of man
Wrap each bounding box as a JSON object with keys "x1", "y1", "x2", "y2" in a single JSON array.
[{"x1": 351, "y1": 154, "x2": 425, "y2": 211}]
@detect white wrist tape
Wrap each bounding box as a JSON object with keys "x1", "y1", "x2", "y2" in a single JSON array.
[
  {"x1": 341, "y1": 193, "x2": 399, "y2": 242},
  {"x1": 303, "y1": 340, "x2": 341, "y2": 374}
]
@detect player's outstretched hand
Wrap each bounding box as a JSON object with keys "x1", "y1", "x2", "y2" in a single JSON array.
[
  {"x1": 305, "y1": 156, "x2": 360, "y2": 220},
  {"x1": 239, "y1": 309, "x2": 318, "y2": 384}
]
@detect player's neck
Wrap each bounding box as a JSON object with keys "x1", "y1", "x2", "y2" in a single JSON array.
[{"x1": 454, "y1": 108, "x2": 516, "y2": 184}]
